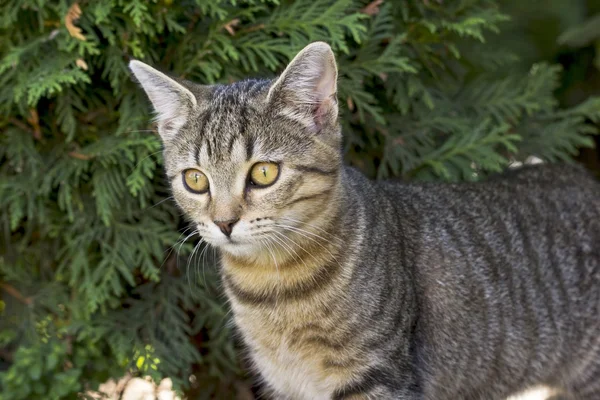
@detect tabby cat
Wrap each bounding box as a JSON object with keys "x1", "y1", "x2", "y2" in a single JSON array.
[{"x1": 129, "y1": 42, "x2": 600, "y2": 400}]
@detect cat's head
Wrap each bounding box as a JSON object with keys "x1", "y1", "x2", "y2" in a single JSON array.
[{"x1": 130, "y1": 42, "x2": 342, "y2": 257}]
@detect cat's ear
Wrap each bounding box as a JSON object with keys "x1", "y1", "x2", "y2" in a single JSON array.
[
  {"x1": 267, "y1": 42, "x2": 338, "y2": 134},
  {"x1": 129, "y1": 60, "x2": 197, "y2": 140}
]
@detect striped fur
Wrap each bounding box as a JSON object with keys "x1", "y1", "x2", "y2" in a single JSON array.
[{"x1": 130, "y1": 42, "x2": 600, "y2": 400}]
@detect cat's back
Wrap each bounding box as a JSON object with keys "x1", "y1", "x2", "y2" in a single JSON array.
[
  {"x1": 347, "y1": 162, "x2": 600, "y2": 276},
  {"x1": 379, "y1": 164, "x2": 600, "y2": 400},
  {"x1": 371, "y1": 163, "x2": 599, "y2": 242},
  {"x1": 382, "y1": 163, "x2": 600, "y2": 303},
  {"x1": 381, "y1": 163, "x2": 599, "y2": 215}
]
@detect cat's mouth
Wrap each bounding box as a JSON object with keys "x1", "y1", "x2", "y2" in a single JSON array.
[
  {"x1": 200, "y1": 231, "x2": 262, "y2": 255},
  {"x1": 217, "y1": 239, "x2": 262, "y2": 257},
  {"x1": 199, "y1": 219, "x2": 292, "y2": 256}
]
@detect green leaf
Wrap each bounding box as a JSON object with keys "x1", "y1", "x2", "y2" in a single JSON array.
[{"x1": 29, "y1": 362, "x2": 42, "y2": 381}]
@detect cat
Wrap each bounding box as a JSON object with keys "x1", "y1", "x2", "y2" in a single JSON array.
[{"x1": 129, "y1": 42, "x2": 600, "y2": 400}]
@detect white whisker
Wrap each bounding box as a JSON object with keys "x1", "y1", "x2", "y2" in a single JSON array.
[
  {"x1": 280, "y1": 216, "x2": 339, "y2": 239},
  {"x1": 146, "y1": 195, "x2": 174, "y2": 210},
  {"x1": 131, "y1": 148, "x2": 163, "y2": 171},
  {"x1": 272, "y1": 224, "x2": 343, "y2": 271},
  {"x1": 164, "y1": 226, "x2": 192, "y2": 258},
  {"x1": 270, "y1": 230, "x2": 317, "y2": 268},
  {"x1": 268, "y1": 232, "x2": 298, "y2": 263},
  {"x1": 176, "y1": 230, "x2": 199, "y2": 273},
  {"x1": 186, "y1": 237, "x2": 204, "y2": 291},
  {"x1": 274, "y1": 223, "x2": 334, "y2": 245},
  {"x1": 197, "y1": 241, "x2": 212, "y2": 291}
]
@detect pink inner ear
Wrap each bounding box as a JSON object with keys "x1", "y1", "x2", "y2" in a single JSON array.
[
  {"x1": 312, "y1": 94, "x2": 336, "y2": 133},
  {"x1": 312, "y1": 103, "x2": 324, "y2": 132},
  {"x1": 307, "y1": 64, "x2": 337, "y2": 132}
]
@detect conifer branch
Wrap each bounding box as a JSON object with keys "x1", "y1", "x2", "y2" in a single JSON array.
[{"x1": 0, "y1": 283, "x2": 33, "y2": 305}]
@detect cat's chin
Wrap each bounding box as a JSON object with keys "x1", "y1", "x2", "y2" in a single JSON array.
[{"x1": 216, "y1": 240, "x2": 262, "y2": 258}]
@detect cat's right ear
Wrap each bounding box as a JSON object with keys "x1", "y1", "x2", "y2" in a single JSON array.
[
  {"x1": 129, "y1": 60, "x2": 197, "y2": 141},
  {"x1": 267, "y1": 42, "x2": 338, "y2": 135}
]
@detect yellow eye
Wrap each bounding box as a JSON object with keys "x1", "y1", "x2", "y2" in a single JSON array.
[
  {"x1": 249, "y1": 162, "x2": 280, "y2": 187},
  {"x1": 183, "y1": 169, "x2": 209, "y2": 193}
]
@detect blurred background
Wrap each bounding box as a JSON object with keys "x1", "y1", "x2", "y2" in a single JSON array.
[{"x1": 0, "y1": 0, "x2": 599, "y2": 399}]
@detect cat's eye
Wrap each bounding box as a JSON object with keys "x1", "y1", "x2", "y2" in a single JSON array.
[
  {"x1": 249, "y1": 162, "x2": 280, "y2": 187},
  {"x1": 182, "y1": 169, "x2": 209, "y2": 193}
]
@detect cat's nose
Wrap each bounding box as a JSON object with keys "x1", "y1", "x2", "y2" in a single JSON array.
[{"x1": 214, "y1": 218, "x2": 239, "y2": 237}]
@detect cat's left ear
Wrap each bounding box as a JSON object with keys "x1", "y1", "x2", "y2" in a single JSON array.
[
  {"x1": 129, "y1": 60, "x2": 197, "y2": 141},
  {"x1": 267, "y1": 42, "x2": 338, "y2": 134}
]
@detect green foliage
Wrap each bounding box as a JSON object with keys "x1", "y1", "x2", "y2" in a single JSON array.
[{"x1": 0, "y1": 0, "x2": 598, "y2": 398}]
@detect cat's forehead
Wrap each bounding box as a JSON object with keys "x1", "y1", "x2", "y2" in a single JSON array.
[
  {"x1": 170, "y1": 79, "x2": 306, "y2": 164},
  {"x1": 209, "y1": 78, "x2": 271, "y2": 104},
  {"x1": 163, "y1": 77, "x2": 319, "y2": 179}
]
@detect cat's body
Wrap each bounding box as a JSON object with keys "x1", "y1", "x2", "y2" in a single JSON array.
[
  {"x1": 225, "y1": 164, "x2": 600, "y2": 400},
  {"x1": 130, "y1": 42, "x2": 600, "y2": 399}
]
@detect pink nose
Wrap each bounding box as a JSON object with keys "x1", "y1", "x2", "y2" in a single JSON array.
[{"x1": 214, "y1": 218, "x2": 239, "y2": 237}]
